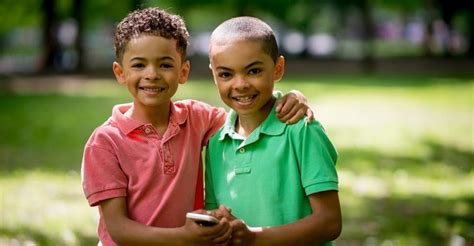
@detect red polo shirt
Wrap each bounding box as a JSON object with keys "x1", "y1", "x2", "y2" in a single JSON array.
[{"x1": 81, "y1": 100, "x2": 226, "y2": 245}]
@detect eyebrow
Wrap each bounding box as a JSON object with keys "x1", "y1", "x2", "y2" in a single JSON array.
[
  {"x1": 216, "y1": 60, "x2": 263, "y2": 70},
  {"x1": 129, "y1": 56, "x2": 176, "y2": 62}
]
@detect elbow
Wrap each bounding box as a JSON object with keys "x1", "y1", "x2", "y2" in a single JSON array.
[
  {"x1": 109, "y1": 233, "x2": 127, "y2": 246},
  {"x1": 107, "y1": 227, "x2": 133, "y2": 246},
  {"x1": 327, "y1": 219, "x2": 342, "y2": 241},
  {"x1": 316, "y1": 212, "x2": 342, "y2": 242},
  {"x1": 325, "y1": 212, "x2": 342, "y2": 241}
]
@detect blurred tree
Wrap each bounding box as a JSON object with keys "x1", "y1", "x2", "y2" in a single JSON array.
[
  {"x1": 40, "y1": 0, "x2": 140, "y2": 72},
  {"x1": 374, "y1": 0, "x2": 473, "y2": 57},
  {"x1": 436, "y1": 0, "x2": 474, "y2": 57},
  {"x1": 72, "y1": 0, "x2": 84, "y2": 71},
  {"x1": 41, "y1": 0, "x2": 60, "y2": 72}
]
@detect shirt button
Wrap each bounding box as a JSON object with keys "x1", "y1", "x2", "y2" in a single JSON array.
[
  {"x1": 239, "y1": 148, "x2": 245, "y2": 153},
  {"x1": 144, "y1": 128, "x2": 151, "y2": 134}
]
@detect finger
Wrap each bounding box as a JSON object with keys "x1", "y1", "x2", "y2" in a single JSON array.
[
  {"x1": 286, "y1": 108, "x2": 307, "y2": 124},
  {"x1": 275, "y1": 96, "x2": 287, "y2": 113},
  {"x1": 229, "y1": 219, "x2": 247, "y2": 231},
  {"x1": 192, "y1": 209, "x2": 206, "y2": 214},
  {"x1": 212, "y1": 222, "x2": 233, "y2": 244},
  {"x1": 206, "y1": 209, "x2": 221, "y2": 219},
  {"x1": 218, "y1": 205, "x2": 236, "y2": 220},
  {"x1": 281, "y1": 104, "x2": 305, "y2": 123},
  {"x1": 232, "y1": 236, "x2": 243, "y2": 245},
  {"x1": 277, "y1": 98, "x2": 293, "y2": 116},
  {"x1": 218, "y1": 204, "x2": 232, "y2": 212},
  {"x1": 306, "y1": 108, "x2": 314, "y2": 123},
  {"x1": 199, "y1": 218, "x2": 227, "y2": 237}
]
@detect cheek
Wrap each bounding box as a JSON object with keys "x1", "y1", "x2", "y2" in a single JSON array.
[{"x1": 216, "y1": 83, "x2": 229, "y2": 96}]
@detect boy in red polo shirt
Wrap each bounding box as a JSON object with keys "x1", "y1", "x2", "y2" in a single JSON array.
[{"x1": 81, "y1": 7, "x2": 312, "y2": 245}]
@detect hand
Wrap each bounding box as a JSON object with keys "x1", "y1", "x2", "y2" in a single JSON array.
[
  {"x1": 276, "y1": 90, "x2": 314, "y2": 124},
  {"x1": 213, "y1": 205, "x2": 257, "y2": 246},
  {"x1": 229, "y1": 219, "x2": 257, "y2": 246},
  {"x1": 183, "y1": 210, "x2": 232, "y2": 245},
  {"x1": 210, "y1": 205, "x2": 236, "y2": 221}
]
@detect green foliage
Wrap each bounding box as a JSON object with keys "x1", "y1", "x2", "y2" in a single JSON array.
[{"x1": 0, "y1": 0, "x2": 41, "y2": 33}]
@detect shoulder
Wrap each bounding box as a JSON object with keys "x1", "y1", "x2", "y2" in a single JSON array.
[
  {"x1": 174, "y1": 99, "x2": 218, "y2": 112},
  {"x1": 174, "y1": 99, "x2": 227, "y2": 120},
  {"x1": 286, "y1": 118, "x2": 325, "y2": 132},
  {"x1": 286, "y1": 119, "x2": 333, "y2": 145},
  {"x1": 85, "y1": 119, "x2": 121, "y2": 149}
]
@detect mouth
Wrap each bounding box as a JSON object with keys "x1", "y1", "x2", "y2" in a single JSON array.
[
  {"x1": 232, "y1": 94, "x2": 258, "y2": 106},
  {"x1": 139, "y1": 86, "x2": 165, "y2": 94}
]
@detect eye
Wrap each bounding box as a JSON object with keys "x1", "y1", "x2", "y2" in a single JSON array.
[
  {"x1": 218, "y1": 72, "x2": 232, "y2": 80},
  {"x1": 248, "y1": 68, "x2": 262, "y2": 75},
  {"x1": 160, "y1": 63, "x2": 174, "y2": 68},
  {"x1": 131, "y1": 63, "x2": 145, "y2": 68}
]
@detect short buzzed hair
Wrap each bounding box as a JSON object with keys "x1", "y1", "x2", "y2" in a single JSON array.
[
  {"x1": 209, "y1": 16, "x2": 279, "y2": 62},
  {"x1": 114, "y1": 7, "x2": 189, "y2": 63}
]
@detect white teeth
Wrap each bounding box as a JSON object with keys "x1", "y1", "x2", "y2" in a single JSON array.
[
  {"x1": 235, "y1": 96, "x2": 253, "y2": 102},
  {"x1": 142, "y1": 88, "x2": 163, "y2": 92}
]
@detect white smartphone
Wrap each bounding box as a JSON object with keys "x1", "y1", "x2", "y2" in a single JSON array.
[{"x1": 186, "y1": 212, "x2": 219, "y2": 226}]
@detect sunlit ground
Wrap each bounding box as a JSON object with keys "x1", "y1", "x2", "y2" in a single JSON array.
[{"x1": 0, "y1": 75, "x2": 472, "y2": 245}]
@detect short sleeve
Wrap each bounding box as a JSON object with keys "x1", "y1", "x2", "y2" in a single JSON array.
[
  {"x1": 187, "y1": 101, "x2": 226, "y2": 147},
  {"x1": 204, "y1": 147, "x2": 218, "y2": 210},
  {"x1": 296, "y1": 121, "x2": 339, "y2": 195},
  {"x1": 81, "y1": 137, "x2": 128, "y2": 206}
]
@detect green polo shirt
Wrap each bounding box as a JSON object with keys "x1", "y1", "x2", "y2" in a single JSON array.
[{"x1": 205, "y1": 101, "x2": 338, "y2": 245}]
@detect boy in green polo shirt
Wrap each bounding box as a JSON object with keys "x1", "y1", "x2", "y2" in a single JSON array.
[{"x1": 204, "y1": 16, "x2": 342, "y2": 245}]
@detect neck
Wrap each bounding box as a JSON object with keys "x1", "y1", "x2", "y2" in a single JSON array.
[
  {"x1": 126, "y1": 101, "x2": 171, "y2": 135},
  {"x1": 236, "y1": 97, "x2": 275, "y2": 137}
]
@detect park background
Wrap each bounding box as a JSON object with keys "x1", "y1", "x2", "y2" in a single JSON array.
[{"x1": 0, "y1": 0, "x2": 473, "y2": 245}]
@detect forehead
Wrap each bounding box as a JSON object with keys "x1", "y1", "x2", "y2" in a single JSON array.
[
  {"x1": 210, "y1": 38, "x2": 272, "y2": 66},
  {"x1": 123, "y1": 35, "x2": 182, "y2": 61}
]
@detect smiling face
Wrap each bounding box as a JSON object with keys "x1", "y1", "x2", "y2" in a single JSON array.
[
  {"x1": 210, "y1": 38, "x2": 284, "y2": 120},
  {"x1": 113, "y1": 35, "x2": 189, "y2": 110}
]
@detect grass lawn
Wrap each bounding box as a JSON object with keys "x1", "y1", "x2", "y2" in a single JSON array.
[{"x1": 0, "y1": 74, "x2": 473, "y2": 245}]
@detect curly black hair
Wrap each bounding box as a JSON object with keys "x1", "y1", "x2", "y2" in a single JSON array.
[{"x1": 114, "y1": 7, "x2": 189, "y2": 62}]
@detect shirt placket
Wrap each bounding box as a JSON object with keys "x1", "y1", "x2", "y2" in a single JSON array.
[
  {"x1": 162, "y1": 143, "x2": 175, "y2": 175},
  {"x1": 231, "y1": 137, "x2": 252, "y2": 175},
  {"x1": 160, "y1": 122, "x2": 180, "y2": 175}
]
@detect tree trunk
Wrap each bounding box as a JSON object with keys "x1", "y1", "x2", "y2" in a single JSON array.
[
  {"x1": 72, "y1": 0, "x2": 84, "y2": 71},
  {"x1": 359, "y1": 0, "x2": 375, "y2": 73},
  {"x1": 41, "y1": 0, "x2": 59, "y2": 72}
]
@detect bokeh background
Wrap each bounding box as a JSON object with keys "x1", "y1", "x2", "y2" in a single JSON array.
[{"x1": 0, "y1": 0, "x2": 473, "y2": 245}]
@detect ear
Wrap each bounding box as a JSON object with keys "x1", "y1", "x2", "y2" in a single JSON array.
[
  {"x1": 274, "y1": 56, "x2": 285, "y2": 82},
  {"x1": 112, "y1": 62, "x2": 126, "y2": 85},
  {"x1": 179, "y1": 60, "x2": 190, "y2": 84},
  {"x1": 209, "y1": 63, "x2": 218, "y2": 85}
]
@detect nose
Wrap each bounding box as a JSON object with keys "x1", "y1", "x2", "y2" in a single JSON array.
[
  {"x1": 144, "y1": 66, "x2": 160, "y2": 81},
  {"x1": 233, "y1": 75, "x2": 249, "y2": 90}
]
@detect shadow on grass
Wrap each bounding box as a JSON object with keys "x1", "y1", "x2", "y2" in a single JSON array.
[
  {"x1": 338, "y1": 139, "x2": 473, "y2": 175},
  {"x1": 423, "y1": 139, "x2": 474, "y2": 173},
  {"x1": 338, "y1": 194, "x2": 474, "y2": 245}
]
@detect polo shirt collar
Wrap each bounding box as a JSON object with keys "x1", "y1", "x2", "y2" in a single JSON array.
[
  {"x1": 112, "y1": 102, "x2": 188, "y2": 135},
  {"x1": 218, "y1": 102, "x2": 286, "y2": 143}
]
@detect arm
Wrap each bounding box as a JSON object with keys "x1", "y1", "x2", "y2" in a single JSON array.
[
  {"x1": 226, "y1": 191, "x2": 341, "y2": 246},
  {"x1": 100, "y1": 197, "x2": 232, "y2": 246},
  {"x1": 276, "y1": 90, "x2": 314, "y2": 124}
]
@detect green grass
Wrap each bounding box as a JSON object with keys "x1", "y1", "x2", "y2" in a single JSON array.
[{"x1": 0, "y1": 75, "x2": 473, "y2": 245}]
